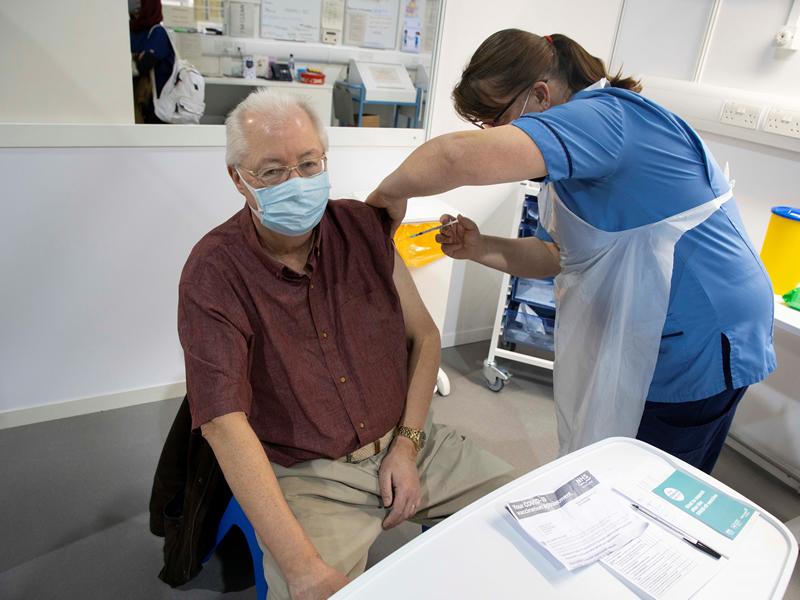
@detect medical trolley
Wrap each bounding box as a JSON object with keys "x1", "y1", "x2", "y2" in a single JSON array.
[{"x1": 483, "y1": 181, "x2": 555, "y2": 391}]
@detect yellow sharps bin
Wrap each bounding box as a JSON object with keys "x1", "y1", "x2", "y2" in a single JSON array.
[{"x1": 760, "y1": 206, "x2": 800, "y2": 295}]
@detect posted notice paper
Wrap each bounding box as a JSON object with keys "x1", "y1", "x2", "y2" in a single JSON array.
[{"x1": 505, "y1": 471, "x2": 647, "y2": 571}]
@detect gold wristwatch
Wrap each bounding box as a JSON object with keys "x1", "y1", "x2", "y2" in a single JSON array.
[{"x1": 397, "y1": 426, "x2": 427, "y2": 452}]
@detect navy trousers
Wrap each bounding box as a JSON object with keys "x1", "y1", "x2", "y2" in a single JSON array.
[{"x1": 636, "y1": 386, "x2": 747, "y2": 474}]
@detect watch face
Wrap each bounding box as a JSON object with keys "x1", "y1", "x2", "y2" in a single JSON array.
[{"x1": 419, "y1": 431, "x2": 427, "y2": 448}]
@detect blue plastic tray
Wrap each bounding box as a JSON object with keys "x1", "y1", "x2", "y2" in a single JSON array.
[
  {"x1": 502, "y1": 308, "x2": 555, "y2": 352},
  {"x1": 512, "y1": 277, "x2": 556, "y2": 312},
  {"x1": 522, "y1": 196, "x2": 539, "y2": 226},
  {"x1": 519, "y1": 222, "x2": 537, "y2": 238}
]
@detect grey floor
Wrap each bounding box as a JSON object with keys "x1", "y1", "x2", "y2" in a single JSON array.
[{"x1": 1, "y1": 341, "x2": 799, "y2": 599}]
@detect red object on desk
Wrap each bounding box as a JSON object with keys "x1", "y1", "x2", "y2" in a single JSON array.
[{"x1": 300, "y1": 70, "x2": 326, "y2": 85}]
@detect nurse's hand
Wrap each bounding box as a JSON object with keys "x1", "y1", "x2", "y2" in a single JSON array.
[
  {"x1": 436, "y1": 214, "x2": 484, "y2": 261},
  {"x1": 365, "y1": 189, "x2": 407, "y2": 235}
]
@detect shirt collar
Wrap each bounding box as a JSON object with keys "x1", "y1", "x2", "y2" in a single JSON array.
[{"x1": 238, "y1": 205, "x2": 326, "y2": 280}]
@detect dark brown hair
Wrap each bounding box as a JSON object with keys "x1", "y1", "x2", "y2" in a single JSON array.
[
  {"x1": 130, "y1": 0, "x2": 163, "y2": 32},
  {"x1": 453, "y1": 29, "x2": 642, "y2": 125}
]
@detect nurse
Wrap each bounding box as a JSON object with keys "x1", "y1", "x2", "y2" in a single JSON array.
[{"x1": 366, "y1": 30, "x2": 776, "y2": 473}]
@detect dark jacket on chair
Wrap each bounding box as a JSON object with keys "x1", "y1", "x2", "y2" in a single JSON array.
[{"x1": 149, "y1": 396, "x2": 232, "y2": 586}]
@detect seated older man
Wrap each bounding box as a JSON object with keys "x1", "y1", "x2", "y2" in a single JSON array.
[{"x1": 178, "y1": 90, "x2": 513, "y2": 600}]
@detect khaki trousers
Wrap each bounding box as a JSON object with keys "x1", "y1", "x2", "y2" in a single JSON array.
[{"x1": 257, "y1": 420, "x2": 514, "y2": 600}]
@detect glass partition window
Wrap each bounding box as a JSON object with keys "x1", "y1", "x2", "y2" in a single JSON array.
[{"x1": 129, "y1": 0, "x2": 442, "y2": 128}]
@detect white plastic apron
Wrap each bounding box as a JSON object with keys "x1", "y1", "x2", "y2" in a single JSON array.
[{"x1": 538, "y1": 146, "x2": 733, "y2": 457}]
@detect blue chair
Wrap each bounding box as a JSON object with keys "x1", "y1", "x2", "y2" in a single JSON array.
[
  {"x1": 204, "y1": 496, "x2": 435, "y2": 600},
  {"x1": 203, "y1": 496, "x2": 268, "y2": 600}
]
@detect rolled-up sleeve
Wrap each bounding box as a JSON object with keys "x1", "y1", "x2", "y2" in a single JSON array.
[{"x1": 178, "y1": 277, "x2": 252, "y2": 430}]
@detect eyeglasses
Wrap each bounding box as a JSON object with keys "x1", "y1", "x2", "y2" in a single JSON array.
[
  {"x1": 240, "y1": 155, "x2": 327, "y2": 187},
  {"x1": 469, "y1": 81, "x2": 545, "y2": 129}
]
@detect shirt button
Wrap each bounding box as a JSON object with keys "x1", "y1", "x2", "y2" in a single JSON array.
[
  {"x1": 359, "y1": 422, "x2": 365, "y2": 429},
  {"x1": 339, "y1": 376, "x2": 347, "y2": 383},
  {"x1": 310, "y1": 283, "x2": 315, "y2": 289},
  {"x1": 322, "y1": 331, "x2": 328, "y2": 339}
]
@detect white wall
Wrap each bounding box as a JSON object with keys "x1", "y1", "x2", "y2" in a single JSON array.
[
  {"x1": 702, "y1": 0, "x2": 800, "y2": 96},
  {"x1": 0, "y1": 128, "x2": 424, "y2": 424},
  {"x1": 0, "y1": 1, "x2": 134, "y2": 124},
  {"x1": 425, "y1": 0, "x2": 624, "y2": 345}
]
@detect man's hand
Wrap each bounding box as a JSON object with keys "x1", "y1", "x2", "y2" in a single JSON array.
[
  {"x1": 379, "y1": 437, "x2": 422, "y2": 530},
  {"x1": 435, "y1": 214, "x2": 484, "y2": 261},
  {"x1": 287, "y1": 559, "x2": 349, "y2": 600},
  {"x1": 365, "y1": 189, "x2": 408, "y2": 236}
]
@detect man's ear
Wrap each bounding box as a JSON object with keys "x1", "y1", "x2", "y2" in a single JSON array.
[{"x1": 228, "y1": 165, "x2": 246, "y2": 197}]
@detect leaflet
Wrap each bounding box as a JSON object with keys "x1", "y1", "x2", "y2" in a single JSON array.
[
  {"x1": 505, "y1": 471, "x2": 647, "y2": 571},
  {"x1": 653, "y1": 470, "x2": 756, "y2": 540}
]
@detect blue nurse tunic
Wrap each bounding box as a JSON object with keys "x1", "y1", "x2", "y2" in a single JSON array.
[{"x1": 511, "y1": 87, "x2": 776, "y2": 470}]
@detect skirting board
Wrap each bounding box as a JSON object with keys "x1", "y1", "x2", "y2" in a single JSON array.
[
  {"x1": 441, "y1": 326, "x2": 493, "y2": 349},
  {"x1": 0, "y1": 382, "x2": 187, "y2": 430},
  {"x1": 0, "y1": 326, "x2": 493, "y2": 429}
]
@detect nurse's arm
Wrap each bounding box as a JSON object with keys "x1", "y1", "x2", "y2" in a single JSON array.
[
  {"x1": 366, "y1": 125, "x2": 546, "y2": 223},
  {"x1": 476, "y1": 235, "x2": 560, "y2": 278},
  {"x1": 437, "y1": 214, "x2": 560, "y2": 278}
]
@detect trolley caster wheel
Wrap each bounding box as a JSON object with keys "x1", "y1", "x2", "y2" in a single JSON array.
[
  {"x1": 482, "y1": 360, "x2": 510, "y2": 393},
  {"x1": 486, "y1": 378, "x2": 506, "y2": 392}
]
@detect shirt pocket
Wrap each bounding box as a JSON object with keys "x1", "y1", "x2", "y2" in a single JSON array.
[{"x1": 337, "y1": 287, "x2": 406, "y2": 364}]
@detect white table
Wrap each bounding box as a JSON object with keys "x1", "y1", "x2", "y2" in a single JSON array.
[{"x1": 333, "y1": 438, "x2": 797, "y2": 600}]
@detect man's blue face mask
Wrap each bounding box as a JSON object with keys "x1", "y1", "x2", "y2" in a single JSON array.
[{"x1": 237, "y1": 170, "x2": 331, "y2": 237}]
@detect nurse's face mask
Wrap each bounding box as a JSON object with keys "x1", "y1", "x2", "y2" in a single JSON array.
[{"x1": 236, "y1": 155, "x2": 330, "y2": 237}]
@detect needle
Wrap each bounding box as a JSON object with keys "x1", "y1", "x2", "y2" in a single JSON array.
[{"x1": 406, "y1": 219, "x2": 459, "y2": 239}]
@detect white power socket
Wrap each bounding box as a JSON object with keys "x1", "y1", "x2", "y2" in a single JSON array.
[
  {"x1": 763, "y1": 107, "x2": 800, "y2": 139},
  {"x1": 719, "y1": 100, "x2": 763, "y2": 129}
]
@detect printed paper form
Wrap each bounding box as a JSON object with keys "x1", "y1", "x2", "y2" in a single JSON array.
[
  {"x1": 602, "y1": 528, "x2": 725, "y2": 600},
  {"x1": 506, "y1": 471, "x2": 647, "y2": 571},
  {"x1": 322, "y1": 0, "x2": 345, "y2": 30},
  {"x1": 261, "y1": 0, "x2": 321, "y2": 43},
  {"x1": 421, "y1": 0, "x2": 440, "y2": 52},
  {"x1": 367, "y1": 65, "x2": 405, "y2": 88},
  {"x1": 345, "y1": 12, "x2": 367, "y2": 45},
  {"x1": 345, "y1": 0, "x2": 399, "y2": 49}
]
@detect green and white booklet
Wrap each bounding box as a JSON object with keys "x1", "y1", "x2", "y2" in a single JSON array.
[{"x1": 652, "y1": 469, "x2": 756, "y2": 540}]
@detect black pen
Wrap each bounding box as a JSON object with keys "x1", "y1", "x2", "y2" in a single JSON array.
[{"x1": 631, "y1": 503, "x2": 723, "y2": 560}]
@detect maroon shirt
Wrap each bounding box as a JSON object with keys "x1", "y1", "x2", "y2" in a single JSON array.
[{"x1": 178, "y1": 200, "x2": 408, "y2": 467}]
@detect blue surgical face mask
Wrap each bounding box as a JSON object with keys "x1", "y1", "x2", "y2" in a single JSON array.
[{"x1": 237, "y1": 170, "x2": 331, "y2": 236}]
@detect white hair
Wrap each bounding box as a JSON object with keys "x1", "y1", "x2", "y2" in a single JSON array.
[{"x1": 224, "y1": 89, "x2": 329, "y2": 166}]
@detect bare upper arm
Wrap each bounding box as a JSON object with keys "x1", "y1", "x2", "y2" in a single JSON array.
[
  {"x1": 200, "y1": 410, "x2": 249, "y2": 440},
  {"x1": 391, "y1": 249, "x2": 439, "y2": 345},
  {"x1": 445, "y1": 124, "x2": 547, "y2": 186}
]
